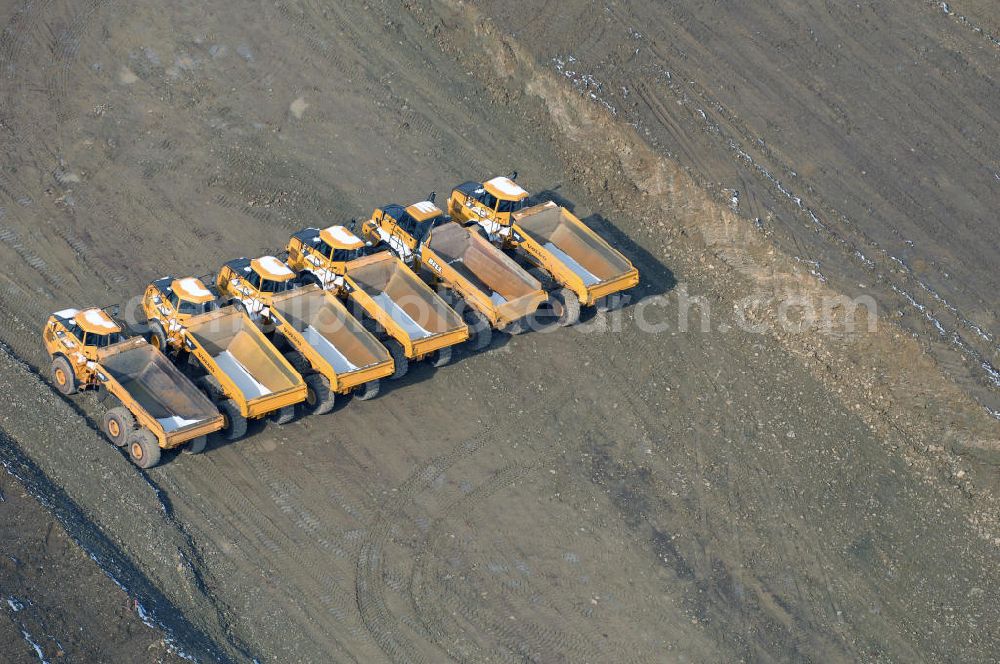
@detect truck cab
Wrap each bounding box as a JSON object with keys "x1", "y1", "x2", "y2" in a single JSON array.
[
  {"x1": 142, "y1": 277, "x2": 221, "y2": 351},
  {"x1": 361, "y1": 199, "x2": 449, "y2": 264},
  {"x1": 44, "y1": 307, "x2": 129, "y2": 386},
  {"x1": 286, "y1": 225, "x2": 370, "y2": 289},
  {"x1": 216, "y1": 256, "x2": 298, "y2": 330},
  {"x1": 448, "y1": 175, "x2": 529, "y2": 241}
]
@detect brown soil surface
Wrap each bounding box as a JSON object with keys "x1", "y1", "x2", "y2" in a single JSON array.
[{"x1": 0, "y1": 1, "x2": 997, "y2": 662}]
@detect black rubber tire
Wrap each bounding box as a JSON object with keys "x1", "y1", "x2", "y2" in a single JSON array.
[
  {"x1": 385, "y1": 340, "x2": 409, "y2": 380},
  {"x1": 304, "y1": 373, "x2": 336, "y2": 415},
  {"x1": 430, "y1": 345, "x2": 453, "y2": 368},
  {"x1": 127, "y1": 429, "x2": 161, "y2": 469},
  {"x1": 283, "y1": 350, "x2": 310, "y2": 374},
  {"x1": 504, "y1": 317, "x2": 530, "y2": 336},
  {"x1": 183, "y1": 436, "x2": 207, "y2": 455},
  {"x1": 148, "y1": 319, "x2": 168, "y2": 352},
  {"x1": 298, "y1": 272, "x2": 322, "y2": 287},
  {"x1": 50, "y1": 355, "x2": 77, "y2": 395},
  {"x1": 271, "y1": 405, "x2": 296, "y2": 425},
  {"x1": 435, "y1": 285, "x2": 458, "y2": 307},
  {"x1": 463, "y1": 308, "x2": 493, "y2": 350},
  {"x1": 102, "y1": 406, "x2": 135, "y2": 447},
  {"x1": 217, "y1": 398, "x2": 248, "y2": 441},
  {"x1": 596, "y1": 293, "x2": 627, "y2": 312},
  {"x1": 550, "y1": 288, "x2": 581, "y2": 327},
  {"x1": 527, "y1": 266, "x2": 556, "y2": 290},
  {"x1": 354, "y1": 380, "x2": 380, "y2": 401},
  {"x1": 269, "y1": 331, "x2": 289, "y2": 351},
  {"x1": 198, "y1": 374, "x2": 224, "y2": 401}
]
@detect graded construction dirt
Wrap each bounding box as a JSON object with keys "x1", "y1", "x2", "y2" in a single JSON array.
[{"x1": 0, "y1": 1, "x2": 997, "y2": 662}]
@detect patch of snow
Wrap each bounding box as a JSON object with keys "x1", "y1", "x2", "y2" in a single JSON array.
[
  {"x1": 214, "y1": 351, "x2": 272, "y2": 399},
  {"x1": 486, "y1": 177, "x2": 527, "y2": 198},
  {"x1": 175, "y1": 278, "x2": 211, "y2": 298},
  {"x1": 323, "y1": 225, "x2": 362, "y2": 245},
  {"x1": 20, "y1": 630, "x2": 49, "y2": 664},
  {"x1": 411, "y1": 200, "x2": 440, "y2": 215},
  {"x1": 256, "y1": 255, "x2": 294, "y2": 277},
  {"x1": 489, "y1": 292, "x2": 508, "y2": 306},
  {"x1": 7, "y1": 597, "x2": 23, "y2": 612},
  {"x1": 81, "y1": 309, "x2": 117, "y2": 330},
  {"x1": 156, "y1": 416, "x2": 202, "y2": 432},
  {"x1": 52, "y1": 308, "x2": 79, "y2": 319},
  {"x1": 543, "y1": 242, "x2": 601, "y2": 286},
  {"x1": 372, "y1": 292, "x2": 432, "y2": 340},
  {"x1": 302, "y1": 325, "x2": 363, "y2": 374}
]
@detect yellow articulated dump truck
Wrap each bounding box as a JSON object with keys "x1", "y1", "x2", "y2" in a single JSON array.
[
  {"x1": 285, "y1": 224, "x2": 372, "y2": 290},
  {"x1": 360, "y1": 198, "x2": 547, "y2": 347},
  {"x1": 141, "y1": 276, "x2": 307, "y2": 438},
  {"x1": 268, "y1": 285, "x2": 395, "y2": 409},
  {"x1": 448, "y1": 175, "x2": 640, "y2": 326},
  {"x1": 44, "y1": 307, "x2": 223, "y2": 468},
  {"x1": 338, "y1": 252, "x2": 469, "y2": 378},
  {"x1": 215, "y1": 256, "x2": 299, "y2": 334}
]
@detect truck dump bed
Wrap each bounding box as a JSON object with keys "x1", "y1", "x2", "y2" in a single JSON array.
[
  {"x1": 270, "y1": 286, "x2": 394, "y2": 391},
  {"x1": 344, "y1": 253, "x2": 468, "y2": 356},
  {"x1": 99, "y1": 341, "x2": 222, "y2": 447},
  {"x1": 514, "y1": 202, "x2": 639, "y2": 304},
  {"x1": 185, "y1": 308, "x2": 305, "y2": 418},
  {"x1": 423, "y1": 223, "x2": 546, "y2": 327}
]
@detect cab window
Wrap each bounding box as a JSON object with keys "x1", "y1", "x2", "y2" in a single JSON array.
[
  {"x1": 497, "y1": 198, "x2": 525, "y2": 214},
  {"x1": 247, "y1": 271, "x2": 262, "y2": 290},
  {"x1": 178, "y1": 300, "x2": 219, "y2": 316},
  {"x1": 259, "y1": 278, "x2": 292, "y2": 294},
  {"x1": 83, "y1": 331, "x2": 126, "y2": 348},
  {"x1": 477, "y1": 191, "x2": 499, "y2": 210},
  {"x1": 167, "y1": 291, "x2": 181, "y2": 310}
]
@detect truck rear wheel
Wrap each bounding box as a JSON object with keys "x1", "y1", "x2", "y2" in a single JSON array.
[
  {"x1": 549, "y1": 288, "x2": 581, "y2": 327},
  {"x1": 127, "y1": 429, "x2": 161, "y2": 469},
  {"x1": 386, "y1": 340, "x2": 409, "y2": 380},
  {"x1": 50, "y1": 355, "x2": 77, "y2": 395},
  {"x1": 354, "y1": 380, "x2": 380, "y2": 401},
  {"x1": 527, "y1": 266, "x2": 556, "y2": 290},
  {"x1": 217, "y1": 399, "x2": 247, "y2": 440},
  {"x1": 183, "y1": 436, "x2": 207, "y2": 454},
  {"x1": 271, "y1": 405, "x2": 296, "y2": 425},
  {"x1": 430, "y1": 345, "x2": 453, "y2": 368},
  {"x1": 464, "y1": 309, "x2": 493, "y2": 350},
  {"x1": 148, "y1": 319, "x2": 168, "y2": 351},
  {"x1": 283, "y1": 350, "x2": 309, "y2": 374},
  {"x1": 503, "y1": 317, "x2": 529, "y2": 336},
  {"x1": 596, "y1": 293, "x2": 626, "y2": 312},
  {"x1": 102, "y1": 407, "x2": 135, "y2": 447},
  {"x1": 304, "y1": 374, "x2": 336, "y2": 415}
]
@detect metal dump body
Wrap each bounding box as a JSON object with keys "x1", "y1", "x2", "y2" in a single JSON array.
[
  {"x1": 269, "y1": 286, "x2": 394, "y2": 392},
  {"x1": 343, "y1": 252, "x2": 469, "y2": 357},
  {"x1": 422, "y1": 223, "x2": 546, "y2": 327},
  {"x1": 513, "y1": 202, "x2": 639, "y2": 306},
  {"x1": 184, "y1": 308, "x2": 306, "y2": 418},
  {"x1": 98, "y1": 340, "x2": 223, "y2": 448}
]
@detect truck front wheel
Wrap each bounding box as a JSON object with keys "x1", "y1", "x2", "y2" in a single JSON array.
[
  {"x1": 127, "y1": 429, "x2": 161, "y2": 469},
  {"x1": 148, "y1": 319, "x2": 168, "y2": 351},
  {"x1": 51, "y1": 355, "x2": 77, "y2": 395},
  {"x1": 354, "y1": 380, "x2": 380, "y2": 401}
]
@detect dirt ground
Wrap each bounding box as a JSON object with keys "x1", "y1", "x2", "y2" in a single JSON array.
[{"x1": 0, "y1": 0, "x2": 997, "y2": 662}]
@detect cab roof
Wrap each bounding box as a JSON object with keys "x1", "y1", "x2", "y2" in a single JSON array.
[
  {"x1": 319, "y1": 224, "x2": 364, "y2": 250},
  {"x1": 404, "y1": 200, "x2": 443, "y2": 222},
  {"x1": 171, "y1": 277, "x2": 215, "y2": 304},
  {"x1": 483, "y1": 176, "x2": 528, "y2": 201},
  {"x1": 74, "y1": 308, "x2": 122, "y2": 335},
  {"x1": 250, "y1": 255, "x2": 296, "y2": 281}
]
